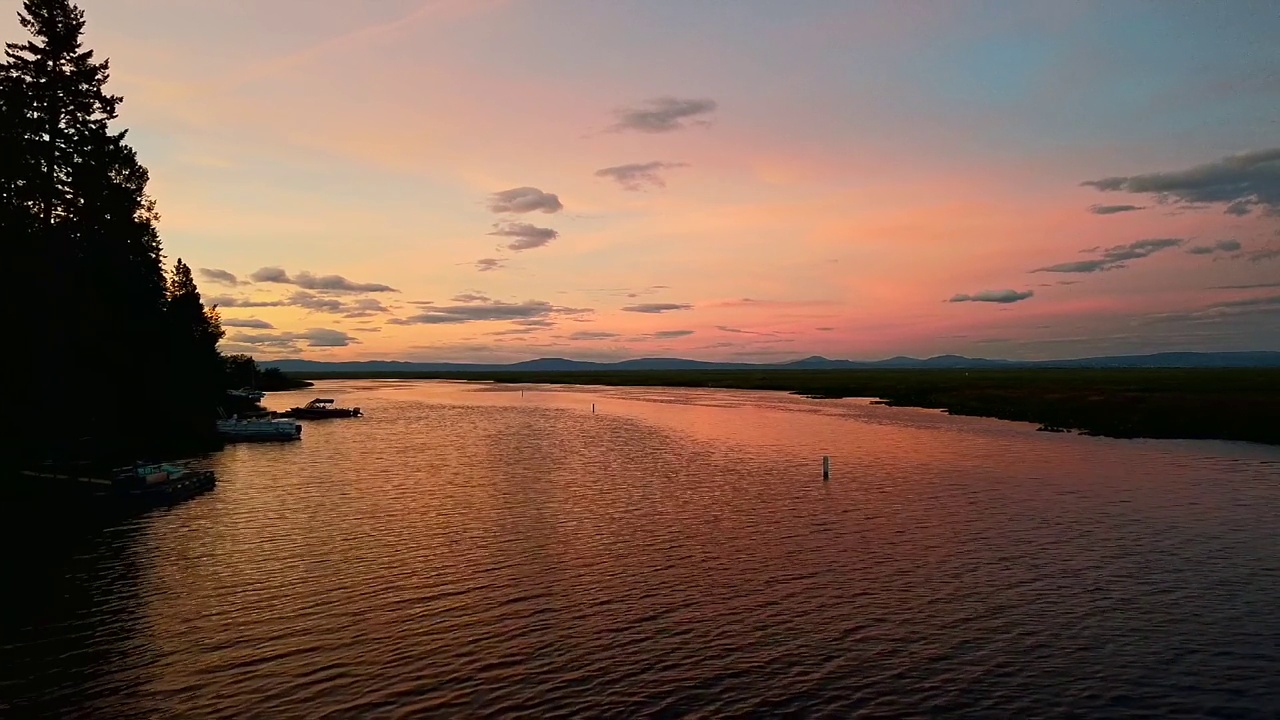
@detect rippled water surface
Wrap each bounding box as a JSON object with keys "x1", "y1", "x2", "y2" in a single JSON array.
[{"x1": 4, "y1": 380, "x2": 1280, "y2": 718}]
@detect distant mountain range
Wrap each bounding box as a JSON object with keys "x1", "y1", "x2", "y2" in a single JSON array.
[{"x1": 263, "y1": 351, "x2": 1280, "y2": 373}]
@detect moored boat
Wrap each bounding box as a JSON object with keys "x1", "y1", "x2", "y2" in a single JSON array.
[
  {"x1": 279, "y1": 398, "x2": 362, "y2": 419},
  {"x1": 217, "y1": 417, "x2": 303, "y2": 442},
  {"x1": 226, "y1": 387, "x2": 266, "y2": 402}
]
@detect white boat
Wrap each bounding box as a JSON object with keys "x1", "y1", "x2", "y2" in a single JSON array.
[
  {"x1": 226, "y1": 387, "x2": 266, "y2": 402},
  {"x1": 216, "y1": 417, "x2": 302, "y2": 442}
]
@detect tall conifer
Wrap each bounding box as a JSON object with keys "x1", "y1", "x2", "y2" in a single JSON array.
[
  {"x1": 2, "y1": 1, "x2": 224, "y2": 463},
  {"x1": 167, "y1": 259, "x2": 226, "y2": 421}
]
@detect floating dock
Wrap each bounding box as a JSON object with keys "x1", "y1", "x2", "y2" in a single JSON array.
[{"x1": 15, "y1": 463, "x2": 217, "y2": 510}]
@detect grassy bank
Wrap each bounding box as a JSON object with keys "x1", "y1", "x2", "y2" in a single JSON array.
[{"x1": 293, "y1": 368, "x2": 1280, "y2": 445}]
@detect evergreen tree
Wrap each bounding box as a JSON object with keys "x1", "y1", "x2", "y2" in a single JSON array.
[
  {"x1": 166, "y1": 259, "x2": 226, "y2": 423},
  {"x1": 4, "y1": 1, "x2": 119, "y2": 225},
  {"x1": 1, "y1": 1, "x2": 222, "y2": 464},
  {"x1": 0, "y1": 6, "x2": 47, "y2": 455}
]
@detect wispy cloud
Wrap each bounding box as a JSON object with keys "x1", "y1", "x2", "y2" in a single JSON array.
[
  {"x1": 1209, "y1": 281, "x2": 1280, "y2": 290},
  {"x1": 247, "y1": 267, "x2": 289, "y2": 283},
  {"x1": 488, "y1": 222, "x2": 558, "y2": 251},
  {"x1": 225, "y1": 328, "x2": 359, "y2": 349},
  {"x1": 248, "y1": 267, "x2": 398, "y2": 293},
  {"x1": 621, "y1": 302, "x2": 693, "y2": 314},
  {"x1": 1137, "y1": 293, "x2": 1280, "y2": 328},
  {"x1": 218, "y1": 343, "x2": 273, "y2": 355},
  {"x1": 485, "y1": 327, "x2": 540, "y2": 336},
  {"x1": 221, "y1": 318, "x2": 275, "y2": 329},
  {"x1": 1087, "y1": 204, "x2": 1145, "y2": 215},
  {"x1": 1186, "y1": 239, "x2": 1242, "y2": 255},
  {"x1": 284, "y1": 291, "x2": 345, "y2": 313},
  {"x1": 948, "y1": 289, "x2": 1035, "y2": 304},
  {"x1": 488, "y1": 187, "x2": 563, "y2": 214},
  {"x1": 715, "y1": 325, "x2": 775, "y2": 336},
  {"x1": 710, "y1": 298, "x2": 840, "y2": 309},
  {"x1": 290, "y1": 292, "x2": 389, "y2": 317},
  {"x1": 1033, "y1": 238, "x2": 1185, "y2": 273},
  {"x1": 1235, "y1": 246, "x2": 1280, "y2": 263},
  {"x1": 595, "y1": 161, "x2": 689, "y2": 191},
  {"x1": 294, "y1": 271, "x2": 392, "y2": 292},
  {"x1": 567, "y1": 330, "x2": 622, "y2": 340},
  {"x1": 581, "y1": 285, "x2": 674, "y2": 299},
  {"x1": 474, "y1": 258, "x2": 505, "y2": 272},
  {"x1": 209, "y1": 291, "x2": 389, "y2": 317},
  {"x1": 608, "y1": 97, "x2": 718, "y2": 133},
  {"x1": 1212, "y1": 294, "x2": 1280, "y2": 309},
  {"x1": 208, "y1": 295, "x2": 287, "y2": 308},
  {"x1": 1083, "y1": 148, "x2": 1280, "y2": 216},
  {"x1": 388, "y1": 299, "x2": 591, "y2": 325},
  {"x1": 451, "y1": 292, "x2": 492, "y2": 303},
  {"x1": 198, "y1": 268, "x2": 243, "y2": 286},
  {"x1": 648, "y1": 329, "x2": 695, "y2": 339}
]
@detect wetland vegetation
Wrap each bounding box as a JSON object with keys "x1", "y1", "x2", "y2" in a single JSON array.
[{"x1": 291, "y1": 368, "x2": 1280, "y2": 445}]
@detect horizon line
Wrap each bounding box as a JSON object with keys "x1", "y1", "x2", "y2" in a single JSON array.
[{"x1": 256, "y1": 349, "x2": 1280, "y2": 365}]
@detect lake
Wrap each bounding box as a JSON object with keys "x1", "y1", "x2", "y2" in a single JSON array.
[{"x1": 3, "y1": 380, "x2": 1279, "y2": 718}]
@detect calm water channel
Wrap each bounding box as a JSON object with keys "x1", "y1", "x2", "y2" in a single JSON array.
[{"x1": 3, "y1": 380, "x2": 1279, "y2": 718}]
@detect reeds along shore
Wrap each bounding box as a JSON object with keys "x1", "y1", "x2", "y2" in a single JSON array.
[{"x1": 290, "y1": 368, "x2": 1280, "y2": 446}]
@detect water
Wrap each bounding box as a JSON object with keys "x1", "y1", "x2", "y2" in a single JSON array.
[{"x1": 3, "y1": 380, "x2": 1279, "y2": 718}]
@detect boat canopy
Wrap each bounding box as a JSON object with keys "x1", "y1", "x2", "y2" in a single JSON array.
[{"x1": 305, "y1": 398, "x2": 335, "y2": 406}]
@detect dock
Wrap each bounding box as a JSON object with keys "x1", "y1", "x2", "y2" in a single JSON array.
[{"x1": 14, "y1": 463, "x2": 217, "y2": 510}]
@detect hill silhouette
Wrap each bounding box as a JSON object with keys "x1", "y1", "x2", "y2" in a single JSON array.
[{"x1": 264, "y1": 350, "x2": 1280, "y2": 374}]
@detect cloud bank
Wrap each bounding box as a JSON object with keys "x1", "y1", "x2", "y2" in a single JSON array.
[{"x1": 1083, "y1": 148, "x2": 1280, "y2": 216}]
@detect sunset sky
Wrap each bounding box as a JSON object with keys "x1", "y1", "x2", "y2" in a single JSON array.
[{"x1": 17, "y1": 0, "x2": 1279, "y2": 362}]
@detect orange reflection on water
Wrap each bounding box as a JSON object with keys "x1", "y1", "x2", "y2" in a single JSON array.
[{"x1": 32, "y1": 378, "x2": 1278, "y2": 718}]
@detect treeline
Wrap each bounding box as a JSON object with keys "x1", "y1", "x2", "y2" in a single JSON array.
[
  {"x1": 225, "y1": 355, "x2": 314, "y2": 392},
  {"x1": 2, "y1": 1, "x2": 253, "y2": 464}
]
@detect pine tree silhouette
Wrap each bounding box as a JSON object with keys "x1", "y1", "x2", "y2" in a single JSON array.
[{"x1": 2, "y1": 1, "x2": 227, "y2": 464}]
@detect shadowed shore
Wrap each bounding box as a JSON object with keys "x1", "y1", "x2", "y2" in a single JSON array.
[{"x1": 291, "y1": 368, "x2": 1280, "y2": 446}]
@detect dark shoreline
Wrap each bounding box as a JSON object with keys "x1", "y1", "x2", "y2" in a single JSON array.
[{"x1": 293, "y1": 368, "x2": 1280, "y2": 446}]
